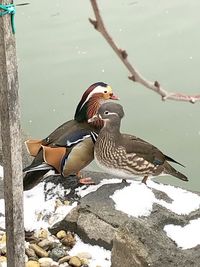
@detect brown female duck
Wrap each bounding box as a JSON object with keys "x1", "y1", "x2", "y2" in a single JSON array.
[{"x1": 89, "y1": 102, "x2": 188, "y2": 184}]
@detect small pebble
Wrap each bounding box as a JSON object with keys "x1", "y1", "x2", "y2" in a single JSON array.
[
  {"x1": 39, "y1": 257, "x2": 53, "y2": 267},
  {"x1": 25, "y1": 260, "x2": 40, "y2": 267},
  {"x1": 0, "y1": 246, "x2": 6, "y2": 255},
  {"x1": 0, "y1": 234, "x2": 6, "y2": 243},
  {"x1": 68, "y1": 256, "x2": 82, "y2": 267},
  {"x1": 80, "y1": 258, "x2": 89, "y2": 265},
  {"x1": 49, "y1": 247, "x2": 67, "y2": 262},
  {"x1": 29, "y1": 244, "x2": 48, "y2": 258},
  {"x1": 59, "y1": 263, "x2": 70, "y2": 267},
  {"x1": 61, "y1": 232, "x2": 76, "y2": 248},
  {"x1": 50, "y1": 261, "x2": 59, "y2": 267},
  {"x1": 76, "y1": 252, "x2": 92, "y2": 259},
  {"x1": 38, "y1": 239, "x2": 53, "y2": 250},
  {"x1": 56, "y1": 230, "x2": 67, "y2": 240},
  {"x1": 0, "y1": 256, "x2": 6, "y2": 262},
  {"x1": 58, "y1": 255, "x2": 71, "y2": 264},
  {"x1": 38, "y1": 229, "x2": 48, "y2": 239},
  {"x1": 25, "y1": 247, "x2": 37, "y2": 258}
]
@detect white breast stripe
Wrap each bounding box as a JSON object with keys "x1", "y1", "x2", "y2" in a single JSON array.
[{"x1": 66, "y1": 134, "x2": 91, "y2": 147}]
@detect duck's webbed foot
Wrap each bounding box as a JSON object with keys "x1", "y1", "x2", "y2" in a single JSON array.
[{"x1": 77, "y1": 171, "x2": 96, "y2": 185}]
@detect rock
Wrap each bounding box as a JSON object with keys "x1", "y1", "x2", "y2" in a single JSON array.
[
  {"x1": 50, "y1": 181, "x2": 128, "y2": 249},
  {"x1": 76, "y1": 252, "x2": 92, "y2": 259},
  {"x1": 68, "y1": 256, "x2": 82, "y2": 267},
  {"x1": 59, "y1": 263, "x2": 70, "y2": 267},
  {"x1": 38, "y1": 257, "x2": 53, "y2": 267},
  {"x1": 111, "y1": 218, "x2": 200, "y2": 267},
  {"x1": 0, "y1": 246, "x2": 6, "y2": 255},
  {"x1": 49, "y1": 172, "x2": 200, "y2": 266},
  {"x1": 25, "y1": 248, "x2": 38, "y2": 259},
  {"x1": 25, "y1": 260, "x2": 40, "y2": 267},
  {"x1": 38, "y1": 229, "x2": 49, "y2": 239},
  {"x1": 80, "y1": 258, "x2": 89, "y2": 265},
  {"x1": 29, "y1": 243, "x2": 49, "y2": 258},
  {"x1": 56, "y1": 230, "x2": 67, "y2": 239},
  {"x1": 0, "y1": 256, "x2": 6, "y2": 262},
  {"x1": 48, "y1": 247, "x2": 67, "y2": 262},
  {"x1": 50, "y1": 262, "x2": 59, "y2": 267},
  {"x1": 58, "y1": 255, "x2": 71, "y2": 264},
  {"x1": 61, "y1": 232, "x2": 76, "y2": 248},
  {"x1": 37, "y1": 239, "x2": 53, "y2": 251}
]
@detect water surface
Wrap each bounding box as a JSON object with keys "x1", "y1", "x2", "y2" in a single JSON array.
[{"x1": 16, "y1": 0, "x2": 200, "y2": 191}]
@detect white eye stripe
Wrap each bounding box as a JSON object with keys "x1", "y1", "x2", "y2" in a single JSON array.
[
  {"x1": 105, "y1": 112, "x2": 118, "y2": 116},
  {"x1": 80, "y1": 85, "x2": 109, "y2": 110}
]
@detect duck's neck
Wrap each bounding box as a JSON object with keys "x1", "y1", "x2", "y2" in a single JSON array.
[
  {"x1": 75, "y1": 95, "x2": 104, "y2": 129},
  {"x1": 100, "y1": 120, "x2": 121, "y2": 142}
]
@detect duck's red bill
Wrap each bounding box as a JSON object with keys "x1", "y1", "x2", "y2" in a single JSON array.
[{"x1": 110, "y1": 94, "x2": 119, "y2": 100}]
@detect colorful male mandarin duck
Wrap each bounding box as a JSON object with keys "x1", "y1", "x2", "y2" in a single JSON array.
[
  {"x1": 89, "y1": 102, "x2": 188, "y2": 184},
  {"x1": 23, "y1": 82, "x2": 118, "y2": 190}
]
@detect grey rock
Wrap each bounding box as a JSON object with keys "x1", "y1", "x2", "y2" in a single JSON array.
[
  {"x1": 111, "y1": 219, "x2": 200, "y2": 267},
  {"x1": 48, "y1": 171, "x2": 200, "y2": 266},
  {"x1": 48, "y1": 247, "x2": 67, "y2": 262}
]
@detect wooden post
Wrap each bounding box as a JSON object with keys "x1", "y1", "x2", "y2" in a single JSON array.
[{"x1": 0, "y1": 0, "x2": 25, "y2": 266}]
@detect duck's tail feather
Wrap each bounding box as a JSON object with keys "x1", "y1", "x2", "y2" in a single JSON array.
[
  {"x1": 23, "y1": 150, "x2": 54, "y2": 191},
  {"x1": 165, "y1": 155, "x2": 185, "y2": 167},
  {"x1": 23, "y1": 170, "x2": 50, "y2": 191},
  {"x1": 164, "y1": 162, "x2": 188, "y2": 181}
]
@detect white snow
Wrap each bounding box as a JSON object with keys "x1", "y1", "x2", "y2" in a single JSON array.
[
  {"x1": 69, "y1": 235, "x2": 111, "y2": 267},
  {"x1": 0, "y1": 166, "x2": 3, "y2": 178},
  {"x1": 0, "y1": 180, "x2": 77, "y2": 231},
  {"x1": 23, "y1": 182, "x2": 77, "y2": 231},
  {"x1": 164, "y1": 218, "x2": 200, "y2": 249},
  {"x1": 111, "y1": 182, "x2": 155, "y2": 217},
  {"x1": 110, "y1": 180, "x2": 200, "y2": 217},
  {"x1": 110, "y1": 179, "x2": 200, "y2": 250},
  {"x1": 150, "y1": 181, "x2": 200, "y2": 215}
]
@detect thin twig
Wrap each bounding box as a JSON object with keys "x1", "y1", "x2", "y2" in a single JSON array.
[{"x1": 89, "y1": 0, "x2": 200, "y2": 104}]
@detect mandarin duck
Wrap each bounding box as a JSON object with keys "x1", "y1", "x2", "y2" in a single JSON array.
[
  {"x1": 23, "y1": 82, "x2": 118, "y2": 190},
  {"x1": 89, "y1": 102, "x2": 188, "y2": 184}
]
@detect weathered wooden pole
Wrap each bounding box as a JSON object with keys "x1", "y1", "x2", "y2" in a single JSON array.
[{"x1": 0, "y1": 0, "x2": 25, "y2": 266}]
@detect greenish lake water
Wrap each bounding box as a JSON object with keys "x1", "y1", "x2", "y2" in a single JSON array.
[{"x1": 16, "y1": 0, "x2": 200, "y2": 191}]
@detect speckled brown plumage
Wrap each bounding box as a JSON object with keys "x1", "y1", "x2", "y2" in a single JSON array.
[{"x1": 90, "y1": 102, "x2": 188, "y2": 184}]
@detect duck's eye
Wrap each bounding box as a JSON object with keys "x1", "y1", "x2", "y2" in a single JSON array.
[
  {"x1": 104, "y1": 111, "x2": 109, "y2": 115},
  {"x1": 104, "y1": 90, "x2": 107, "y2": 93}
]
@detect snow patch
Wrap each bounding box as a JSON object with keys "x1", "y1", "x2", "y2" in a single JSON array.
[
  {"x1": 69, "y1": 235, "x2": 111, "y2": 267},
  {"x1": 0, "y1": 166, "x2": 3, "y2": 179},
  {"x1": 110, "y1": 180, "x2": 200, "y2": 217},
  {"x1": 164, "y1": 218, "x2": 200, "y2": 249},
  {"x1": 111, "y1": 182, "x2": 155, "y2": 217}
]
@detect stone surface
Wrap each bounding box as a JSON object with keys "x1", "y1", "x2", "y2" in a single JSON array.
[
  {"x1": 25, "y1": 260, "x2": 40, "y2": 267},
  {"x1": 111, "y1": 219, "x2": 200, "y2": 267},
  {"x1": 29, "y1": 244, "x2": 49, "y2": 258},
  {"x1": 56, "y1": 230, "x2": 67, "y2": 240},
  {"x1": 48, "y1": 247, "x2": 67, "y2": 262},
  {"x1": 49, "y1": 171, "x2": 200, "y2": 266},
  {"x1": 68, "y1": 256, "x2": 82, "y2": 267}
]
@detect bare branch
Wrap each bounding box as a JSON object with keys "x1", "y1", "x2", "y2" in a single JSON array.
[{"x1": 89, "y1": 0, "x2": 200, "y2": 103}]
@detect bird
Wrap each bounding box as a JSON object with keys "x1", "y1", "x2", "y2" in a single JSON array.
[
  {"x1": 23, "y1": 82, "x2": 119, "y2": 190},
  {"x1": 88, "y1": 102, "x2": 188, "y2": 184}
]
